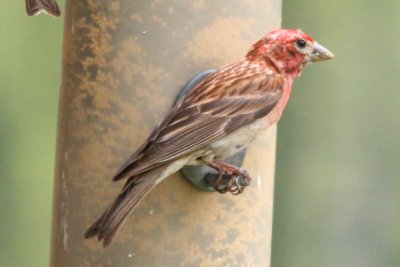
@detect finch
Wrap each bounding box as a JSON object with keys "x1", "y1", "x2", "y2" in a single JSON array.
[
  {"x1": 85, "y1": 29, "x2": 334, "y2": 247},
  {"x1": 26, "y1": 0, "x2": 60, "y2": 17}
]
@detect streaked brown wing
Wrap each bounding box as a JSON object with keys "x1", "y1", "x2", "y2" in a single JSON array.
[{"x1": 114, "y1": 62, "x2": 283, "y2": 180}]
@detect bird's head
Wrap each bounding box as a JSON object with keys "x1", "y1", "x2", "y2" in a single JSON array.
[{"x1": 246, "y1": 29, "x2": 334, "y2": 77}]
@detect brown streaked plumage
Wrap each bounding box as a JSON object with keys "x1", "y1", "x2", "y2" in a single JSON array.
[
  {"x1": 26, "y1": 0, "x2": 60, "y2": 17},
  {"x1": 85, "y1": 29, "x2": 334, "y2": 247}
]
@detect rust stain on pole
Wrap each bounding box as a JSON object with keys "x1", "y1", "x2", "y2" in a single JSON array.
[{"x1": 51, "y1": 0, "x2": 281, "y2": 266}]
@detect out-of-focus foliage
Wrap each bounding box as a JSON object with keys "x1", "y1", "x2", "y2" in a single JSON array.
[
  {"x1": 272, "y1": 1, "x2": 400, "y2": 266},
  {"x1": 0, "y1": 1, "x2": 64, "y2": 266},
  {"x1": 1, "y1": 1, "x2": 399, "y2": 266}
]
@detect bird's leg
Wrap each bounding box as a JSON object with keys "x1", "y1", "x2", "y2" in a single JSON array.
[{"x1": 207, "y1": 160, "x2": 251, "y2": 195}]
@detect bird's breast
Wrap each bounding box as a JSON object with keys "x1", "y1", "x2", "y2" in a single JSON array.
[{"x1": 263, "y1": 79, "x2": 293, "y2": 125}]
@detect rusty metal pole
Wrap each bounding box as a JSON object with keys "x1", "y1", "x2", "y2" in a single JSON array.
[{"x1": 50, "y1": 1, "x2": 281, "y2": 266}]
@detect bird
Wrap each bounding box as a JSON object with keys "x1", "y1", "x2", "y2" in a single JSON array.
[
  {"x1": 84, "y1": 29, "x2": 334, "y2": 247},
  {"x1": 25, "y1": 0, "x2": 60, "y2": 17}
]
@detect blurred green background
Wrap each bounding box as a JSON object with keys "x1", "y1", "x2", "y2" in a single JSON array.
[
  {"x1": 1, "y1": 0, "x2": 399, "y2": 266},
  {"x1": 273, "y1": 1, "x2": 400, "y2": 266},
  {"x1": 0, "y1": 1, "x2": 65, "y2": 266}
]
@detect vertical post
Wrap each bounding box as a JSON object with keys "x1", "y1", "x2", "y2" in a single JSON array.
[{"x1": 50, "y1": 1, "x2": 281, "y2": 266}]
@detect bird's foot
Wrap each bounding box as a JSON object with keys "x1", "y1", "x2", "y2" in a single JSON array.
[{"x1": 207, "y1": 160, "x2": 251, "y2": 195}]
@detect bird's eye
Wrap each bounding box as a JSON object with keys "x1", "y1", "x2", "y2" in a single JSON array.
[{"x1": 296, "y1": 39, "x2": 307, "y2": 48}]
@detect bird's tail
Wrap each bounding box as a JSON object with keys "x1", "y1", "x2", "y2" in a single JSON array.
[
  {"x1": 84, "y1": 166, "x2": 168, "y2": 247},
  {"x1": 26, "y1": 0, "x2": 61, "y2": 17}
]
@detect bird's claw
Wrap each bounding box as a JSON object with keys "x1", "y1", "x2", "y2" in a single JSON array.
[{"x1": 207, "y1": 161, "x2": 252, "y2": 195}]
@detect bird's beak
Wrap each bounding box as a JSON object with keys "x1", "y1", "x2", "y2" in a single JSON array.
[{"x1": 311, "y1": 43, "x2": 334, "y2": 62}]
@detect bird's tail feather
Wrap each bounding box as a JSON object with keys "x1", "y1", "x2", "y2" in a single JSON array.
[
  {"x1": 26, "y1": 0, "x2": 60, "y2": 17},
  {"x1": 84, "y1": 169, "x2": 162, "y2": 247}
]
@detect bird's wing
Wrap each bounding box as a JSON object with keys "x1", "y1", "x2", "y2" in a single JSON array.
[{"x1": 114, "y1": 61, "x2": 283, "y2": 180}]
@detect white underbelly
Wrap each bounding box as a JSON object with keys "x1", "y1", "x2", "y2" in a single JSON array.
[{"x1": 208, "y1": 118, "x2": 271, "y2": 160}]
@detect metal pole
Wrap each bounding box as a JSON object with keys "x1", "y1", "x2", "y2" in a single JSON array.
[{"x1": 50, "y1": 1, "x2": 281, "y2": 266}]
